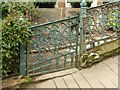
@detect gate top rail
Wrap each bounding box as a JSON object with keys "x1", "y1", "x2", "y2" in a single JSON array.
[
  {"x1": 29, "y1": 15, "x2": 79, "y2": 30},
  {"x1": 87, "y1": 1, "x2": 120, "y2": 10}
]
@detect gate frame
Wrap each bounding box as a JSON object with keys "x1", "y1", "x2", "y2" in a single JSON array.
[
  {"x1": 19, "y1": 0, "x2": 87, "y2": 76},
  {"x1": 19, "y1": 0, "x2": 119, "y2": 76}
]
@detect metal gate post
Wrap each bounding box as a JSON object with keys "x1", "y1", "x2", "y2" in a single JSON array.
[
  {"x1": 79, "y1": 0, "x2": 87, "y2": 66},
  {"x1": 20, "y1": 43, "x2": 26, "y2": 75},
  {"x1": 79, "y1": 0, "x2": 87, "y2": 54}
]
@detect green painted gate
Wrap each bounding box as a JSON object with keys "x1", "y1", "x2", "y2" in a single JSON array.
[
  {"x1": 20, "y1": 15, "x2": 83, "y2": 76},
  {"x1": 19, "y1": 1, "x2": 120, "y2": 76}
]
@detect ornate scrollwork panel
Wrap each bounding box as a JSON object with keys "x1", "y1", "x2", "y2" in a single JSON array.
[{"x1": 85, "y1": 2, "x2": 119, "y2": 45}]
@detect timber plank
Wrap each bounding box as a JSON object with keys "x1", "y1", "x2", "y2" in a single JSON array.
[
  {"x1": 104, "y1": 69, "x2": 118, "y2": 87},
  {"x1": 99, "y1": 62, "x2": 118, "y2": 87},
  {"x1": 71, "y1": 72, "x2": 92, "y2": 88},
  {"x1": 106, "y1": 56, "x2": 119, "y2": 64},
  {"x1": 62, "y1": 75, "x2": 80, "y2": 88},
  {"x1": 53, "y1": 77, "x2": 68, "y2": 88},
  {"x1": 103, "y1": 61, "x2": 118, "y2": 75},
  {"x1": 90, "y1": 62, "x2": 117, "y2": 88},
  {"x1": 80, "y1": 69, "x2": 104, "y2": 88},
  {"x1": 103, "y1": 56, "x2": 118, "y2": 67},
  {"x1": 103, "y1": 59, "x2": 118, "y2": 75},
  {"x1": 112, "y1": 56, "x2": 119, "y2": 65}
]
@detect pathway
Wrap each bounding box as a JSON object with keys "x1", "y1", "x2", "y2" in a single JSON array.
[{"x1": 25, "y1": 55, "x2": 119, "y2": 89}]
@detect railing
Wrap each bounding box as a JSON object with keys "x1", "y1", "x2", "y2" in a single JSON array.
[
  {"x1": 19, "y1": 1, "x2": 120, "y2": 76},
  {"x1": 25, "y1": 15, "x2": 80, "y2": 76},
  {"x1": 84, "y1": 1, "x2": 120, "y2": 49}
]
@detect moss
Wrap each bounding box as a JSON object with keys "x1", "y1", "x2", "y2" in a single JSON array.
[
  {"x1": 18, "y1": 76, "x2": 33, "y2": 88},
  {"x1": 99, "y1": 47, "x2": 120, "y2": 60},
  {"x1": 20, "y1": 76, "x2": 33, "y2": 83},
  {"x1": 94, "y1": 39, "x2": 119, "y2": 55},
  {"x1": 80, "y1": 39, "x2": 120, "y2": 68}
]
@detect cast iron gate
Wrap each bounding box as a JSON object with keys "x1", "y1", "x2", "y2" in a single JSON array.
[
  {"x1": 20, "y1": 15, "x2": 82, "y2": 76},
  {"x1": 19, "y1": 1, "x2": 119, "y2": 76}
]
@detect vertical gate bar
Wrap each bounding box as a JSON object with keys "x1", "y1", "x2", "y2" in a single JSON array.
[
  {"x1": 40, "y1": 61, "x2": 43, "y2": 73},
  {"x1": 64, "y1": 56, "x2": 67, "y2": 67},
  {"x1": 75, "y1": 15, "x2": 79, "y2": 68},
  {"x1": 32, "y1": 65, "x2": 35, "y2": 74},
  {"x1": 87, "y1": 10, "x2": 91, "y2": 46},
  {"x1": 20, "y1": 43, "x2": 26, "y2": 75},
  {"x1": 56, "y1": 58, "x2": 59, "y2": 69},
  {"x1": 79, "y1": 1, "x2": 84, "y2": 55},
  {"x1": 83, "y1": 17, "x2": 86, "y2": 52},
  {"x1": 26, "y1": 43, "x2": 29, "y2": 75},
  {"x1": 71, "y1": 53, "x2": 74, "y2": 67},
  {"x1": 48, "y1": 59, "x2": 51, "y2": 71}
]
